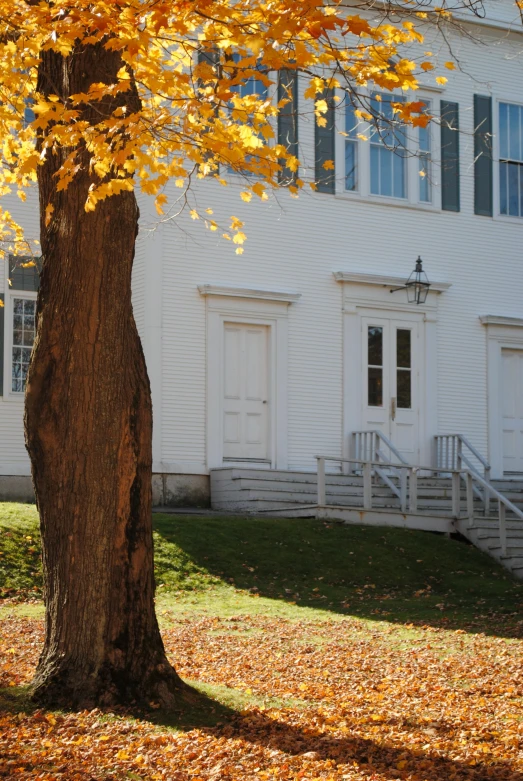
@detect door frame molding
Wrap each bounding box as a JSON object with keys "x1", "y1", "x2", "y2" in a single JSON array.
[
  {"x1": 481, "y1": 315, "x2": 523, "y2": 478},
  {"x1": 199, "y1": 285, "x2": 300, "y2": 470},
  {"x1": 335, "y1": 271, "x2": 448, "y2": 466}
]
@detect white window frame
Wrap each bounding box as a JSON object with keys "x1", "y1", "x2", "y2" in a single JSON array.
[
  {"x1": 4, "y1": 286, "x2": 37, "y2": 400},
  {"x1": 334, "y1": 90, "x2": 441, "y2": 211},
  {"x1": 492, "y1": 95, "x2": 523, "y2": 224}
]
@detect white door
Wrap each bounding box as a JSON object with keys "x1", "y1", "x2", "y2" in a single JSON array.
[
  {"x1": 223, "y1": 323, "x2": 269, "y2": 461},
  {"x1": 502, "y1": 348, "x2": 523, "y2": 473},
  {"x1": 362, "y1": 316, "x2": 420, "y2": 462}
]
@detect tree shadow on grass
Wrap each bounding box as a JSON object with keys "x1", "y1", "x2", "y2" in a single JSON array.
[
  {"x1": 146, "y1": 701, "x2": 521, "y2": 781},
  {"x1": 2, "y1": 685, "x2": 520, "y2": 780},
  {"x1": 0, "y1": 681, "x2": 235, "y2": 731},
  {"x1": 220, "y1": 708, "x2": 522, "y2": 781},
  {"x1": 153, "y1": 514, "x2": 523, "y2": 638}
]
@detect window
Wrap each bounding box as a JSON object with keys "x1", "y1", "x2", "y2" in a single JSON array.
[
  {"x1": 11, "y1": 297, "x2": 35, "y2": 393},
  {"x1": 370, "y1": 94, "x2": 407, "y2": 199},
  {"x1": 499, "y1": 101, "x2": 523, "y2": 217},
  {"x1": 325, "y1": 91, "x2": 439, "y2": 207},
  {"x1": 396, "y1": 329, "x2": 411, "y2": 409},
  {"x1": 368, "y1": 326, "x2": 383, "y2": 407}
]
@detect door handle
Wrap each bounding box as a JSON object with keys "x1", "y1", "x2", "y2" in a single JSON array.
[{"x1": 391, "y1": 397, "x2": 396, "y2": 421}]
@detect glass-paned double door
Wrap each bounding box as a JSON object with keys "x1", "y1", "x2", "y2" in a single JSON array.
[{"x1": 362, "y1": 315, "x2": 420, "y2": 463}]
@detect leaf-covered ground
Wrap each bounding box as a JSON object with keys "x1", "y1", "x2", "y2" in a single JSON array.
[{"x1": 1, "y1": 505, "x2": 523, "y2": 780}]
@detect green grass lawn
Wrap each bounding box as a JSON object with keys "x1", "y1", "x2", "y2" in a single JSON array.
[{"x1": 1, "y1": 502, "x2": 522, "y2": 634}]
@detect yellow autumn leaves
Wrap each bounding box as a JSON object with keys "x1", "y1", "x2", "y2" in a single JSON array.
[{"x1": 0, "y1": 0, "x2": 454, "y2": 253}]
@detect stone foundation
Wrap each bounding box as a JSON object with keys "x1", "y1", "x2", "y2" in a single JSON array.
[
  {"x1": 0, "y1": 476, "x2": 35, "y2": 503},
  {"x1": 0, "y1": 474, "x2": 211, "y2": 508},
  {"x1": 152, "y1": 474, "x2": 211, "y2": 508}
]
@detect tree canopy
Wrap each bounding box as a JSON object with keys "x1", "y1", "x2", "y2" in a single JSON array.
[{"x1": 0, "y1": 0, "x2": 455, "y2": 254}]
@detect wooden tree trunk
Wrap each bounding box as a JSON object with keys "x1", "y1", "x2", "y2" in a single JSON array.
[{"x1": 24, "y1": 43, "x2": 183, "y2": 708}]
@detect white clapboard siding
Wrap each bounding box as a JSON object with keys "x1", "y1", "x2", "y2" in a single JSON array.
[{"x1": 0, "y1": 3, "x2": 522, "y2": 479}]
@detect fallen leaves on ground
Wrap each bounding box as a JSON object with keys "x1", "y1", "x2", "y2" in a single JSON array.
[{"x1": 1, "y1": 606, "x2": 523, "y2": 780}]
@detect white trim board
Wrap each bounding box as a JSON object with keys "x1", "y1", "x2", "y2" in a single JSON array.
[
  {"x1": 198, "y1": 284, "x2": 301, "y2": 303},
  {"x1": 333, "y1": 271, "x2": 451, "y2": 293},
  {"x1": 482, "y1": 315, "x2": 523, "y2": 478},
  {"x1": 200, "y1": 286, "x2": 297, "y2": 470},
  {"x1": 336, "y1": 273, "x2": 445, "y2": 466}
]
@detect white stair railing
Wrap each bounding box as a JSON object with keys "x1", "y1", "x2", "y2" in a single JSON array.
[
  {"x1": 316, "y1": 456, "x2": 523, "y2": 556},
  {"x1": 316, "y1": 455, "x2": 461, "y2": 516},
  {"x1": 435, "y1": 434, "x2": 492, "y2": 515},
  {"x1": 351, "y1": 430, "x2": 408, "y2": 500}
]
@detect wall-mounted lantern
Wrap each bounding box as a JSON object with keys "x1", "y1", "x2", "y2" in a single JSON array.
[{"x1": 390, "y1": 256, "x2": 431, "y2": 304}]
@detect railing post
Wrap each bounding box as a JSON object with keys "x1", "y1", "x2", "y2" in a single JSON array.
[
  {"x1": 400, "y1": 468, "x2": 407, "y2": 513},
  {"x1": 484, "y1": 466, "x2": 491, "y2": 516},
  {"x1": 466, "y1": 472, "x2": 474, "y2": 520},
  {"x1": 499, "y1": 501, "x2": 507, "y2": 556},
  {"x1": 373, "y1": 431, "x2": 380, "y2": 463},
  {"x1": 452, "y1": 471, "x2": 461, "y2": 517},
  {"x1": 348, "y1": 434, "x2": 355, "y2": 475},
  {"x1": 409, "y1": 468, "x2": 418, "y2": 513},
  {"x1": 317, "y1": 457, "x2": 326, "y2": 506},
  {"x1": 363, "y1": 461, "x2": 372, "y2": 510},
  {"x1": 456, "y1": 437, "x2": 463, "y2": 471}
]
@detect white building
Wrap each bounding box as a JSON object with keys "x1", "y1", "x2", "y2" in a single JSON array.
[{"x1": 2, "y1": 2, "x2": 523, "y2": 507}]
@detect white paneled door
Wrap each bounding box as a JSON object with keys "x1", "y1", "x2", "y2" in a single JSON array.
[
  {"x1": 502, "y1": 348, "x2": 523, "y2": 473},
  {"x1": 223, "y1": 323, "x2": 269, "y2": 461},
  {"x1": 361, "y1": 315, "x2": 420, "y2": 462}
]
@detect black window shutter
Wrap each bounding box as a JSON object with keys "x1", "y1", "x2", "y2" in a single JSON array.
[
  {"x1": 474, "y1": 94, "x2": 493, "y2": 217},
  {"x1": 8, "y1": 255, "x2": 40, "y2": 291},
  {"x1": 0, "y1": 294, "x2": 4, "y2": 396},
  {"x1": 197, "y1": 47, "x2": 220, "y2": 68},
  {"x1": 315, "y1": 87, "x2": 335, "y2": 194},
  {"x1": 440, "y1": 101, "x2": 460, "y2": 212},
  {"x1": 278, "y1": 69, "x2": 298, "y2": 183}
]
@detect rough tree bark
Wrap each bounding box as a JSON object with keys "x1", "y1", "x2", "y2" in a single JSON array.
[{"x1": 24, "y1": 42, "x2": 184, "y2": 708}]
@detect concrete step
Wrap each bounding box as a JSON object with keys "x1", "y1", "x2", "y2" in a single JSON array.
[
  {"x1": 477, "y1": 528, "x2": 523, "y2": 540},
  {"x1": 488, "y1": 545, "x2": 523, "y2": 556},
  {"x1": 468, "y1": 519, "x2": 523, "y2": 530},
  {"x1": 500, "y1": 557, "x2": 523, "y2": 568},
  {"x1": 212, "y1": 468, "x2": 354, "y2": 485},
  {"x1": 221, "y1": 478, "x2": 396, "y2": 497},
  {"x1": 218, "y1": 478, "x2": 488, "y2": 504}
]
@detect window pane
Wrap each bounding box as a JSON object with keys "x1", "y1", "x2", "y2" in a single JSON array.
[
  {"x1": 381, "y1": 148, "x2": 393, "y2": 196},
  {"x1": 368, "y1": 368, "x2": 383, "y2": 407},
  {"x1": 393, "y1": 150, "x2": 406, "y2": 198},
  {"x1": 397, "y1": 329, "x2": 411, "y2": 368},
  {"x1": 509, "y1": 103, "x2": 521, "y2": 161},
  {"x1": 345, "y1": 99, "x2": 358, "y2": 139},
  {"x1": 397, "y1": 370, "x2": 411, "y2": 409},
  {"x1": 419, "y1": 112, "x2": 431, "y2": 153},
  {"x1": 370, "y1": 145, "x2": 380, "y2": 194},
  {"x1": 368, "y1": 326, "x2": 383, "y2": 366},
  {"x1": 419, "y1": 153, "x2": 430, "y2": 202},
  {"x1": 345, "y1": 140, "x2": 357, "y2": 191},
  {"x1": 500, "y1": 103, "x2": 508, "y2": 159},
  {"x1": 11, "y1": 298, "x2": 36, "y2": 393},
  {"x1": 509, "y1": 162, "x2": 520, "y2": 216},
  {"x1": 500, "y1": 161, "x2": 508, "y2": 214}
]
